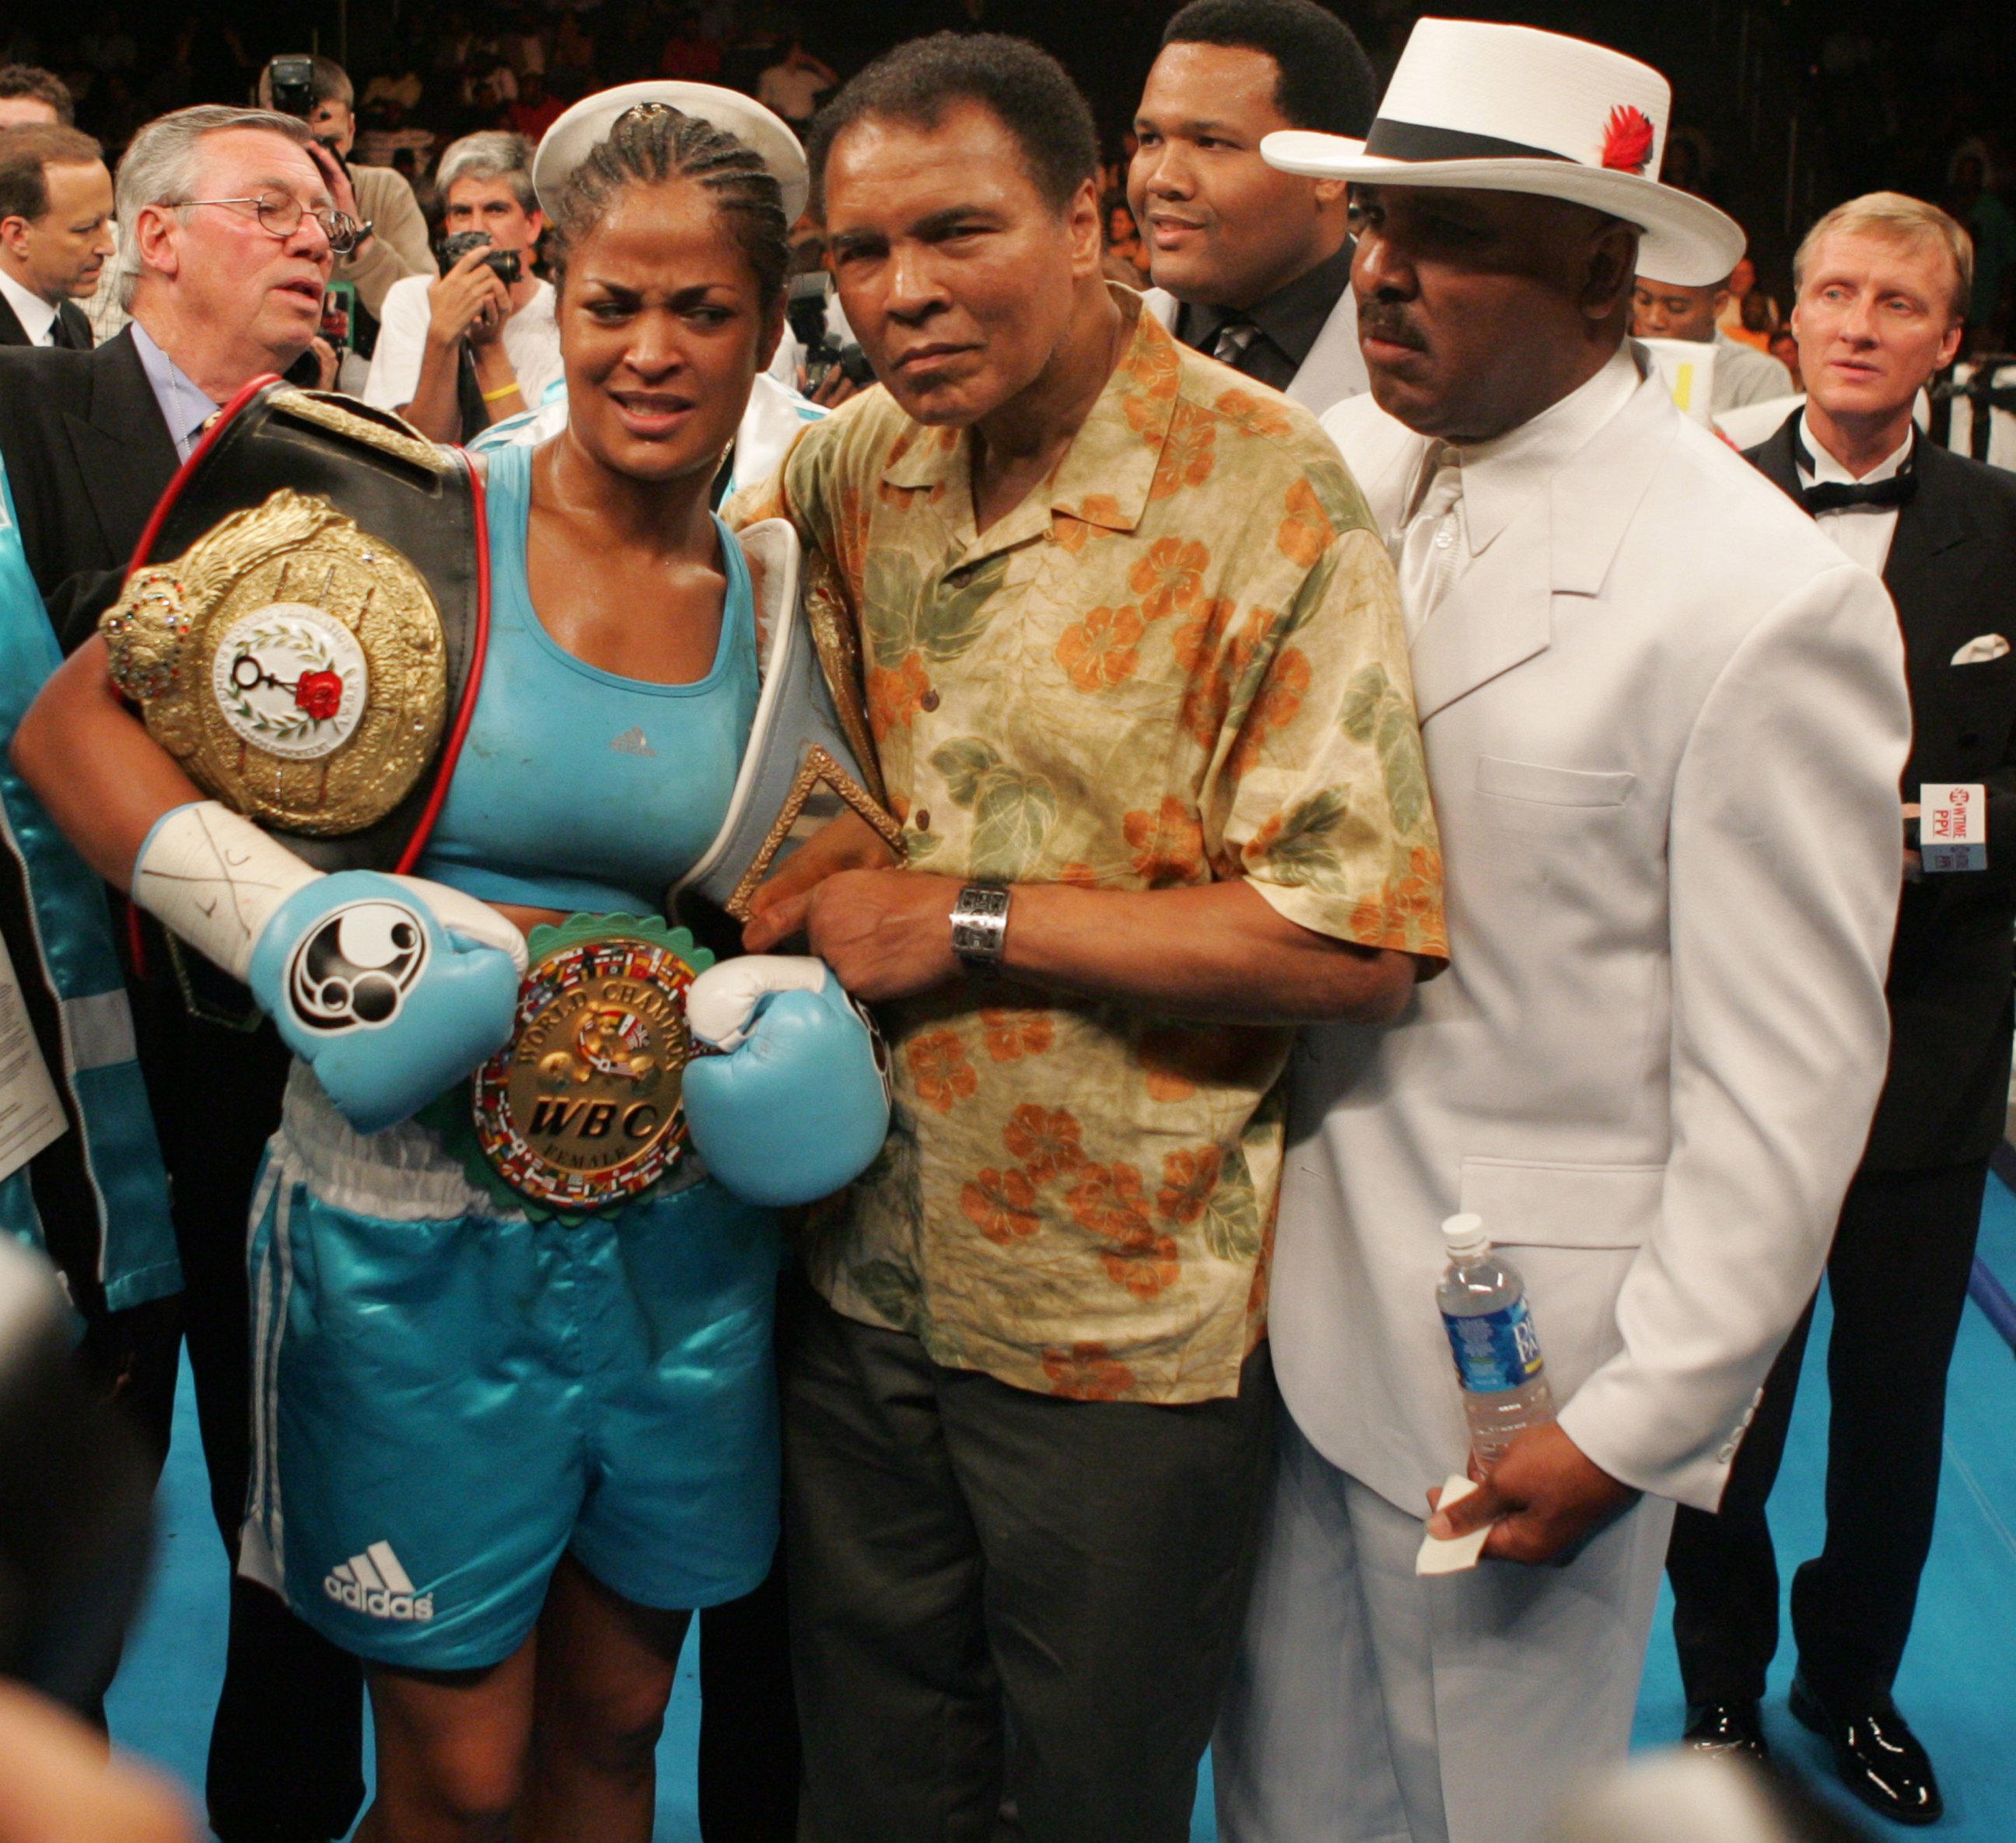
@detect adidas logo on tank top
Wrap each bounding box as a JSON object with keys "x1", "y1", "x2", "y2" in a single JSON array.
[{"x1": 325, "y1": 1540, "x2": 434, "y2": 1621}]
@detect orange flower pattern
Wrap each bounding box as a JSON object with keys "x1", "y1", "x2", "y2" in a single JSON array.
[
  {"x1": 1003, "y1": 1103, "x2": 1084, "y2": 1181},
  {"x1": 723, "y1": 287, "x2": 1442, "y2": 1404},
  {"x1": 1129, "y1": 537, "x2": 1211, "y2": 620},
  {"x1": 961, "y1": 1166, "x2": 1041, "y2": 1245},
  {"x1": 1157, "y1": 1146, "x2": 1223, "y2": 1226},
  {"x1": 1041, "y1": 1341, "x2": 1139, "y2": 1401},
  {"x1": 1349, "y1": 845, "x2": 1450, "y2": 958},
  {"x1": 1228, "y1": 645, "x2": 1314, "y2": 780},
  {"x1": 905, "y1": 1030, "x2": 978, "y2": 1114},
  {"x1": 1055, "y1": 603, "x2": 1146, "y2": 691},
  {"x1": 1277, "y1": 477, "x2": 1335, "y2": 568},
  {"x1": 981, "y1": 1008, "x2": 1055, "y2": 1062},
  {"x1": 1122, "y1": 796, "x2": 1207, "y2": 884}
]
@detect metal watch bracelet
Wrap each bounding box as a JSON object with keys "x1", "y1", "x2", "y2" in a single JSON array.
[{"x1": 950, "y1": 883, "x2": 1011, "y2": 970}]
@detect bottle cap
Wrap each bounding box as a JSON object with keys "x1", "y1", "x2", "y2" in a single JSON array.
[{"x1": 1441, "y1": 1212, "x2": 1489, "y2": 1254}]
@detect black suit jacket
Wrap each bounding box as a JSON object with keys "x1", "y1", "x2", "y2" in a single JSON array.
[
  {"x1": 0, "y1": 290, "x2": 92, "y2": 351},
  {"x1": 1751, "y1": 415, "x2": 2016, "y2": 1170},
  {"x1": 0, "y1": 326, "x2": 179, "y2": 652}
]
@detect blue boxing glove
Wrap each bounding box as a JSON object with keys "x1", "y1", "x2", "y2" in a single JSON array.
[
  {"x1": 683, "y1": 956, "x2": 891, "y2": 1207},
  {"x1": 132, "y1": 803, "x2": 527, "y2": 1134}
]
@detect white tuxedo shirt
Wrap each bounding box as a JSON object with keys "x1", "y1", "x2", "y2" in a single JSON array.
[
  {"x1": 1276, "y1": 358, "x2": 1911, "y2": 1517},
  {"x1": 1141, "y1": 281, "x2": 1367, "y2": 417}
]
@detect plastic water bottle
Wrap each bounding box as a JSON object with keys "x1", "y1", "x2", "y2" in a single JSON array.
[{"x1": 1437, "y1": 1212, "x2": 1556, "y2": 1468}]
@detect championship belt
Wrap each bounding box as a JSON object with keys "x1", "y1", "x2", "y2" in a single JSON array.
[
  {"x1": 98, "y1": 379, "x2": 485, "y2": 873},
  {"x1": 437, "y1": 915, "x2": 713, "y2": 1219},
  {"x1": 670, "y1": 519, "x2": 902, "y2": 928}
]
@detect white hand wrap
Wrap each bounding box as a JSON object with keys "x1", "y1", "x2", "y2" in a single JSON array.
[
  {"x1": 686, "y1": 955, "x2": 829, "y2": 1052},
  {"x1": 132, "y1": 802, "x2": 320, "y2": 982}
]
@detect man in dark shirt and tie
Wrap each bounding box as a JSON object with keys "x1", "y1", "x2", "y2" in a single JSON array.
[
  {"x1": 0, "y1": 125, "x2": 113, "y2": 350},
  {"x1": 1129, "y1": 0, "x2": 1375, "y2": 415}
]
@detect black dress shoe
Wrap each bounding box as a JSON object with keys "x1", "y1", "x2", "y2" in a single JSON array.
[
  {"x1": 1683, "y1": 1700, "x2": 1770, "y2": 1761},
  {"x1": 1790, "y1": 1673, "x2": 1944, "y2": 1826}
]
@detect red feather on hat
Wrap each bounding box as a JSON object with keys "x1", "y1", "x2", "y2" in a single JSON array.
[{"x1": 1601, "y1": 104, "x2": 1655, "y2": 174}]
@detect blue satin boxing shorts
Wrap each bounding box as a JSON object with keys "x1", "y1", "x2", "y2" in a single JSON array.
[{"x1": 238, "y1": 1063, "x2": 782, "y2": 1670}]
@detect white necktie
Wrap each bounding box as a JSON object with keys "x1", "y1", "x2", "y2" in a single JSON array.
[{"x1": 1395, "y1": 444, "x2": 1463, "y2": 641}]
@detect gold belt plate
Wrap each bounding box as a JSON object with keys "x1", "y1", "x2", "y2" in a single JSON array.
[
  {"x1": 100, "y1": 488, "x2": 447, "y2": 835},
  {"x1": 471, "y1": 917, "x2": 709, "y2": 1212}
]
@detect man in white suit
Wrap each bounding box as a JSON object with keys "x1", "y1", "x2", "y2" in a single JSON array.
[
  {"x1": 1213, "y1": 22, "x2": 1913, "y2": 1843},
  {"x1": 1130, "y1": 0, "x2": 1372, "y2": 416}
]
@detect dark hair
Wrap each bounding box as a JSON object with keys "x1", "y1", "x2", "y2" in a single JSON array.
[
  {"x1": 807, "y1": 33, "x2": 1097, "y2": 218},
  {"x1": 1160, "y1": 0, "x2": 1376, "y2": 138},
  {"x1": 0, "y1": 125, "x2": 103, "y2": 224},
  {"x1": 0, "y1": 65, "x2": 74, "y2": 127},
  {"x1": 544, "y1": 102, "x2": 791, "y2": 303}
]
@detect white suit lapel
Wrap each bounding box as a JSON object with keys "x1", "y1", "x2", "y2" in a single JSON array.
[
  {"x1": 1284, "y1": 288, "x2": 1368, "y2": 414},
  {"x1": 1406, "y1": 371, "x2": 1682, "y2": 722}
]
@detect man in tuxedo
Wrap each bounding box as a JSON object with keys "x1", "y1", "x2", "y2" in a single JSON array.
[
  {"x1": 0, "y1": 103, "x2": 368, "y2": 1843},
  {"x1": 0, "y1": 126, "x2": 111, "y2": 349},
  {"x1": 1130, "y1": 0, "x2": 1374, "y2": 416},
  {"x1": 1665, "y1": 191, "x2": 2016, "y2": 1828}
]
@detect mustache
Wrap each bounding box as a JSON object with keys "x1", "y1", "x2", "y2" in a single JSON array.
[{"x1": 1357, "y1": 301, "x2": 1428, "y2": 351}]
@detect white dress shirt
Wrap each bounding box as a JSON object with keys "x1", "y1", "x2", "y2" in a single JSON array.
[
  {"x1": 362, "y1": 273, "x2": 564, "y2": 421},
  {"x1": 1391, "y1": 343, "x2": 1643, "y2": 634},
  {"x1": 0, "y1": 264, "x2": 58, "y2": 345},
  {"x1": 1796, "y1": 410, "x2": 1912, "y2": 578}
]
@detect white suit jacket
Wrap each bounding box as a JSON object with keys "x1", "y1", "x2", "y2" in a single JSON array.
[
  {"x1": 1142, "y1": 282, "x2": 1367, "y2": 416},
  {"x1": 1275, "y1": 367, "x2": 1912, "y2": 1516}
]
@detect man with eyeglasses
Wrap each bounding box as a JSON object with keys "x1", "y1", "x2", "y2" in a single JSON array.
[
  {"x1": 0, "y1": 103, "x2": 369, "y2": 1843},
  {"x1": 0, "y1": 103, "x2": 345, "y2": 646}
]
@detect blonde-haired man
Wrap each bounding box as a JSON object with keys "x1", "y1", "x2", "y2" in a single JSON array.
[{"x1": 1666, "y1": 191, "x2": 2016, "y2": 1828}]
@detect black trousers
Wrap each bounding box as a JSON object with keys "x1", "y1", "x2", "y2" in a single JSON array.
[
  {"x1": 781, "y1": 1279, "x2": 1276, "y2": 1843},
  {"x1": 1666, "y1": 1157, "x2": 1987, "y2": 1708},
  {"x1": 128, "y1": 961, "x2": 367, "y2": 1843}
]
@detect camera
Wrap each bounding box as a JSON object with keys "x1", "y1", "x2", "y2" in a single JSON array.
[
  {"x1": 268, "y1": 54, "x2": 316, "y2": 120},
  {"x1": 438, "y1": 230, "x2": 522, "y2": 285},
  {"x1": 787, "y1": 272, "x2": 875, "y2": 395}
]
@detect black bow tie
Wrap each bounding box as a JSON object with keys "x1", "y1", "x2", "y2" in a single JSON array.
[
  {"x1": 1793, "y1": 424, "x2": 1917, "y2": 515},
  {"x1": 1801, "y1": 473, "x2": 1918, "y2": 514}
]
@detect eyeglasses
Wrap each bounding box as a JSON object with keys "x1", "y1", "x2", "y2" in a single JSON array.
[{"x1": 179, "y1": 190, "x2": 362, "y2": 254}]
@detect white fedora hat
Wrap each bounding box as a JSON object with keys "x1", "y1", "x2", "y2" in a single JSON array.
[
  {"x1": 1261, "y1": 19, "x2": 1744, "y2": 285},
  {"x1": 532, "y1": 80, "x2": 810, "y2": 227}
]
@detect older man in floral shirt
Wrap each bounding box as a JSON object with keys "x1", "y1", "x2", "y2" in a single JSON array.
[{"x1": 730, "y1": 33, "x2": 1443, "y2": 1843}]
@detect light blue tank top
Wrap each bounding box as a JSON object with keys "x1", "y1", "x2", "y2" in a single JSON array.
[{"x1": 417, "y1": 440, "x2": 758, "y2": 915}]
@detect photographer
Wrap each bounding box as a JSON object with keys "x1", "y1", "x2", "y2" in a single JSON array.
[
  {"x1": 257, "y1": 54, "x2": 429, "y2": 321},
  {"x1": 362, "y1": 130, "x2": 560, "y2": 442}
]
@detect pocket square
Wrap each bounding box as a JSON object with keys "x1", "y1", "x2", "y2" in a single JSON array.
[{"x1": 1952, "y1": 634, "x2": 2011, "y2": 665}]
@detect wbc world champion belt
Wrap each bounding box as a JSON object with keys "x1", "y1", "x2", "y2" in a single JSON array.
[{"x1": 429, "y1": 915, "x2": 714, "y2": 1218}]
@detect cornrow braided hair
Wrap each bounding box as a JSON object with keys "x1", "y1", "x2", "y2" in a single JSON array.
[{"x1": 547, "y1": 101, "x2": 790, "y2": 303}]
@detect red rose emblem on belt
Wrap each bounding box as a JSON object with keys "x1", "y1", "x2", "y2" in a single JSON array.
[{"x1": 294, "y1": 670, "x2": 345, "y2": 720}]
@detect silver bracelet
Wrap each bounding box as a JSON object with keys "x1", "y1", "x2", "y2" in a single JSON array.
[{"x1": 950, "y1": 883, "x2": 1011, "y2": 970}]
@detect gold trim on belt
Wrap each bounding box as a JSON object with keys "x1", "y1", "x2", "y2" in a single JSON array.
[{"x1": 468, "y1": 915, "x2": 714, "y2": 1215}]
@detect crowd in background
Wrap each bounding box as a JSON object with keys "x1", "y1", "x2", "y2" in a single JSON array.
[{"x1": 2, "y1": 0, "x2": 2013, "y2": 358}]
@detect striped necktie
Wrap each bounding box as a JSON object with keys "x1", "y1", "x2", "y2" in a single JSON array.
[{"x1": 1211, "y1": 320, "x2": 1258, "y2": 369}]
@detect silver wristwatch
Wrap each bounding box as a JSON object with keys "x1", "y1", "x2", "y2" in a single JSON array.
[{"x1": 950, "y1": 883, "x2": 1012, "y2": 970}]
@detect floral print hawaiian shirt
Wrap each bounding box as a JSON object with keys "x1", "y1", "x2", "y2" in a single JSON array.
[{"x1": 730, "y1": 290, "x2": 1444, "y2": 1403}]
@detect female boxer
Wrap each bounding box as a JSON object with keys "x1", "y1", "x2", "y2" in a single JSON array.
[{"x1": 14, "y1": 100, "x2": 883, "y2": 1842}]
